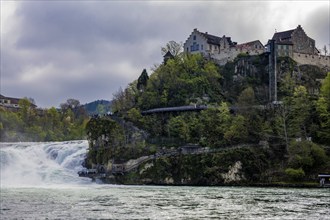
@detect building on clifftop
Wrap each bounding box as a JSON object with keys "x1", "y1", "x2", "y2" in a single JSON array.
[
  {"x1": 267, "y1": 25, "x2": 329, "y2": 67},
  {"x1": 271, "y1": 25, "x2": 318, "y2": 56},
  {"x1": 183, "y1": 28, "x2": 264, "y2": 65}
]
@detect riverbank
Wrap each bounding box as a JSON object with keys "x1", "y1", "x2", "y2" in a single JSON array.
[{"x1": 83, "y1": 172, "x2": 323, "y2": 188}]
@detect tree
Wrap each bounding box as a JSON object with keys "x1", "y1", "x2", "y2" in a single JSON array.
[
  {"x1": 18, "y1": 98, "x2": 36, "y2": 126},
  {"x1": 316, "y1": 72, "x2": 330, "y2": 143},
  {"x1": 126, "y1": 108, "x2": 143, "y2": 126},
  {"x1": 289, "y1": 86, "x2": 311, "y2": 138},
  {"x1": 287, "y1": 141, "x2": 328, "y2": 174},
  {"x1": 277, "y1": 85, "x2": 311, "y2": 143},
  {"x1": 112, "y1": 82, "x2": 138, "y2": 114},
  {"x1": 236, "y1": 86, "x2": 256, "y2": 117},
  {"x1": 161, "y1": 40, "x2": 183, "y2": 57},
  {"x1": 320, "y1": 72, "x2": 330, "y2": 104},
  {"x1": 275, "y1": 103, "x2": 290, "y2": 151},
  {"x1": 200, "y1": 102, "x2": 232, "y2": 147},
  {"x1": 285, "y1": 168, "x2": 305, "y2": 181},
  {"x1": 46, "y1": 107, "x2": 61, "y2": 130},
  {"x1": 137, "y1": 53, "x2": 222, "y2": 110},
  {"x1": 224, "y1": 115, "x2": 248, "y2": 145},
  {"x1": 97, "y1": 104, "x2": 106, "y2": 115},
  {"x1": 278, "y1": 73, "x2": 296, "y2": 97},
  {"x1": 237, "y1": 87, "x2": 256, "y2": 107},
  {"x1": 137, "y1": 69, "x2": 149, "y2": 92},
  {"x1": 168, "y1": 116, "x2": 190, "y2": 141},
  {"x1": 323, "y1": 45, "x2": 328, "y2": 56},
  {"x1": 60, "y1": 98, "x2": 87, "y2": 125},
  {"x1": 60, "y1": 98, "x2": 81, "y2": 111}
]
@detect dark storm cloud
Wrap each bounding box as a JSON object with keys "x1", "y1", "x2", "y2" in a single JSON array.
[
  {"x1": 1, "y1": 1, "x2": 329, "y2": 107},
  {"x1": 14, "y1": 1, "x2": 184, "y2": 50},
  {"x1": 4, "y1": 1, "x2": 176, "y2": 106}
]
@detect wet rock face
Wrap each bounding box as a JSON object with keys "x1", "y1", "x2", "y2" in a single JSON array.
[
  {"x1": 234, "y1": 58, "x2": 259, "y2": 78},
  {"x1": 221, "y1": 161, "x2": 245, "y2": 183}
]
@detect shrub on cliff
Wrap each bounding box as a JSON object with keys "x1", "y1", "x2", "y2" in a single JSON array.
[{"x1": 285, "y1": 168, "x2": 305, "y2": 181}]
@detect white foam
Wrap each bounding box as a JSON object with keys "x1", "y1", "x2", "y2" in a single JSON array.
[{"x1": 0, "y1": 141, "x2": 92, "y2": 187}]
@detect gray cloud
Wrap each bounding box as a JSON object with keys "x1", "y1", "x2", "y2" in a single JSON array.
[
  {"x1": 1, "y1": 1, "x2": 329, "y2": 107},
  {"x1": 304, "y1": 5, "x2": 330, "y2": 50}
]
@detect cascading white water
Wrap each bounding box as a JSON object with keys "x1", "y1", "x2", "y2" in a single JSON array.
[{"x1": 0, "y1": 140, "x2": 92, "y2": 187}]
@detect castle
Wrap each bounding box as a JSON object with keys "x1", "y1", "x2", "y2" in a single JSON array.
[{"x1": 184, "y1": 25, "x2": 329, "y2": 67}]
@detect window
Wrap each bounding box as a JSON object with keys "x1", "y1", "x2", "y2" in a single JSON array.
[
  {"x1": 193, "y1": 35, "x2": 196, "y2": 40},
  {"x1": 201, "y1": 44, "x2": 203, "y2": 50},
  {"x1": 187, "y1": 47, "x2": 189, "y2": 52},
  {"x1": 191, "y1": 42, "x2": 199, "y2": 51}
]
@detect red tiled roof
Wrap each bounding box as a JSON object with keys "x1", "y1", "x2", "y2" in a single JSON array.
[{"x1": 236, "y1": 40, "x2": 263, "y2": 49}]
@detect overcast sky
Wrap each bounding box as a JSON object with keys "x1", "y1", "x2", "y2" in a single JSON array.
[{"x1": 1, "y1": 1, "x2": 329, "y2": 108}]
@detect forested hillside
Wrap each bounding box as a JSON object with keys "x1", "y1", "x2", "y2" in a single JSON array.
[
  {"x1": 83, "y1": 100, "x2": 112, "y2": 115},
  {"x1": 85, "y1": 52, "x2": 330, "y2": 185},
  {"x1": 0, "y1": 99, "x2": 89, "y2": 141}
]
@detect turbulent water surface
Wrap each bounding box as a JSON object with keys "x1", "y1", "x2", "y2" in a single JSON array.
[{"x1": 1, "y1": 141, "x2": 329, "y2": 219}]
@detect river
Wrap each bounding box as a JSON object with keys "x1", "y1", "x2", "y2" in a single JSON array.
[{"x1": 1, "y1": 141, "x2": 329, "y2": 219}]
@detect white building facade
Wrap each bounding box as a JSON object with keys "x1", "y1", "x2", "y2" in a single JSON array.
[{"x1": 184, "y1": 28, "x2": 265, "y2": 65}]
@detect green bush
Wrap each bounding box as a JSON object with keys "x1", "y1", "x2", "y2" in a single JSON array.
[{"x1": 285, "y1": 167, "x2": 305, "y2": 181}]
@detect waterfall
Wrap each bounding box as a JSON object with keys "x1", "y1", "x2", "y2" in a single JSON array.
[{"x1": 0, "y1": 140, "x2": 92, "y2": 187}]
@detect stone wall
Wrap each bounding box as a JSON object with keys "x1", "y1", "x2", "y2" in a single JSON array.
[
  {"x1": 291, "y1": 25, "x2": 316, "y2": 54},
  {"x1": 210, "y1": 47, "x2": 264, "y2": 66},
  {"x1": 293, "y1": 53, "x2": 330, "y2": 68}
]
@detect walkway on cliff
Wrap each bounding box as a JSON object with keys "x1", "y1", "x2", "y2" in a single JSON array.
[
  {"x1": 141, "y1": 104, "x2": 266, "y2": 115},
  {"x1": 112, "y1": 143, "x2": 257, "y2": 174}
]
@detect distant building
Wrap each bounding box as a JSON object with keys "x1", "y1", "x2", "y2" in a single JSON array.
[
  {"x1": 0, "y1": 94, "x2": 37, "y2": 110},
  {"x1": 0, "y1": 94, "x2": 21, "y2": 108},
  {"x1": 183, "y1": 28, "x2": 264, "y2": 65}
]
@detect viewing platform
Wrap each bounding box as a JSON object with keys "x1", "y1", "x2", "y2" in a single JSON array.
[{"x1": 141, "y1": 105, "x2": 208, "y2": 115}]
